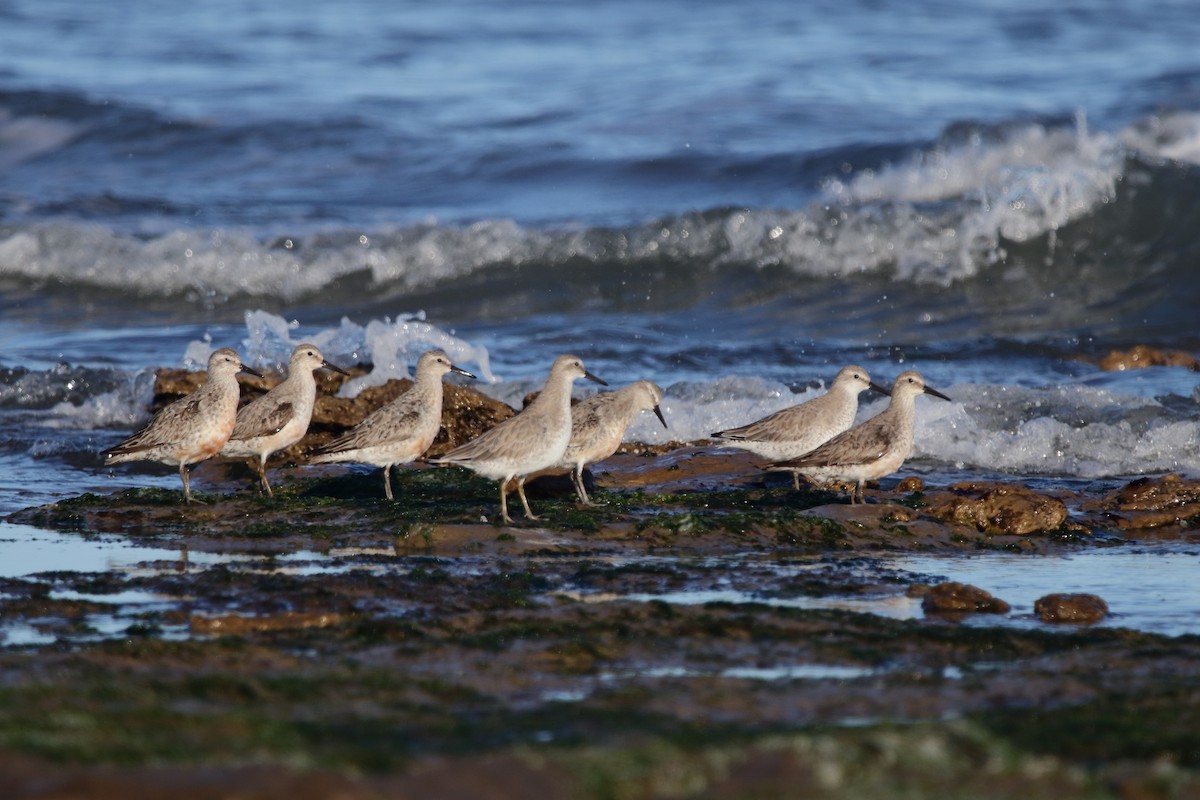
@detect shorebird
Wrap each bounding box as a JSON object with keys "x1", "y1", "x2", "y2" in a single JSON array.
[
  {"x1": 560, "y1": 380, "x2": 666, "y2": 505},
  {"x1": 220, "y1": 343, "x2": 348, "y2": 497},
  {"x1": 430, "y1": 354, "x2": 606, "y2": 524},
  {"x1": 103, "y1": 348, "x2": 261, "y2": 503},
  {"x1": 308, "y1": 349, "x2": 475, "y2": 500},
  {"x1": 711, "y1": 365, "x2": 889, "y2": 489},
  {"x1": 767, "y1": 370, "x2": 950, "y2": 504}
]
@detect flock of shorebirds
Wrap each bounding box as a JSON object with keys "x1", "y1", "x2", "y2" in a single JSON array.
[{"x1": 102, "y1": 344, "x2": 951, "y2": 521}]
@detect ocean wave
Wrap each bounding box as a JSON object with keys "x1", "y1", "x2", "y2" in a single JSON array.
[
  {"x1": 3, "y1": 111, "x2": 1200, "y2": 324},
  {"x1": 13, "y1": 308, "x2": 1200, "y2": 482}
]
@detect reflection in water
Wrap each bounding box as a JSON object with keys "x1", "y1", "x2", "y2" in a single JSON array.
[{"x1": 3, "y1": 521, "x2": 1198, "y2": 647}]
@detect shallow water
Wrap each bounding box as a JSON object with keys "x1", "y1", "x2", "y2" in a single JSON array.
[
  {"x1": 3, "y1": 2, "x2": 1200, "y2": 647},
  {"x1": 589, "y1": 546, "x2": 1200, "y2": 638},
  {"x1": 4, "y1": 523, "x2": 1197, "y2": 648}
]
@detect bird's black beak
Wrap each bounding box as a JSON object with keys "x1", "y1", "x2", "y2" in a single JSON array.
[
  {"x1": 585, "y1": 371, "x2": 607, "y2": 386},
  {"x1": 653, "y1": 404, "x2": 667, "y2": 428},
  {"x1": 924, "y1": 385, "x2": 951, "y2": 401},
  {"x1": 239, "y1": 364, "x2": 264, "y2": 379},
  {"x1": 869, "y1": 381, "x2": 891, "y2": 396},
  {"x1": 451, "y1": 364, "x2": 477, "y2": 379},
  {"x1": 322, "y1": 360, "x2": 351, "y2": 376}
]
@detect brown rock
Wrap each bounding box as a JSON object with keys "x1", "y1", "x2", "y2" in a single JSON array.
[
  {"x1": 1107, "y1": 474, "x2": 1200, "y2": 510},
  {"x1": 923, "y1": 482, "x2": 1071, "y2": 536},
  {"x1": 1097, "y1": 345, "x2": 1199, "y2": 372},
  {"x1": 896, "y1": 476, "x2": 925, "y2": 493},
  {"x1": 153, "y1": 363, "x2": 517, "y2": 464},
  {"x1": 1034, "y1": 593, "x2": 1109, "y2": 624},
  {"x1": 1102, "y1": 474, "x2": 1200, "y2": 530},
  {"x1": 301, "y1": 379, "x2": 515, "y2": 460},
  {"x1": 190, "y1": 610, "x2": 347, "y2": 636},
  {"x1": 922, "y1": 581, "x2": 1011, "y2": 614}
]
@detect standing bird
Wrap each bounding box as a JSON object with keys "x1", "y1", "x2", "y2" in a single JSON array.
[
  {"x1": 560, "y1": 380, "x2": 667, "y2": 505},
  {"x1": 103, "y1": 348, "x2": 261, "y2": 503},
  {"x1": 220, "y1": 343, "x2": 349, "y2": 497},
  {"x1": 430, "y1": 354, "x2": 606, "y2": 524},
  {"x1": 711, "y1": 365, "x2": 889, "y2": 489},
  {"x1": 767, "y1": 370, "x2": 950, "y2": 504},
  {"x1": 308, "y1": 349, "x2": 475, "y2": 500}
]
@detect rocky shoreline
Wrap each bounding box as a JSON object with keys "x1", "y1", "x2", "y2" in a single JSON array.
[{"x1": 2, "y1": 362, "x2": 1200, "y2": 798}]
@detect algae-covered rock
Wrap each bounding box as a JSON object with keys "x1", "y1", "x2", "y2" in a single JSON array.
[
  {"x1": 152, "y1": 363, "x2": 516, "y2": 463},
  {"x1": 921, "y1": 581, "x2": 1011, "y2": 614},
  {"x1": 1034, "y1": 593, "x2": 1109, "y2": 624},
  {"x1": 924, "y1": 482, "x2": 1071, "y2": 536},
  {"x1": 1102, "y1": 474, "x2": 1200, "y2": 530}
]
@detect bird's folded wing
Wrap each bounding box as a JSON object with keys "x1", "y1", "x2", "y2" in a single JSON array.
[
  {"x1": 777, "y1": 423, "x2": 890, "y2": 469},
  {"x1": 231, "y1": 400, "x2": 294, "y2": 440}
]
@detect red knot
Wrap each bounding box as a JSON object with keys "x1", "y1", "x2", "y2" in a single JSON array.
[
  {"x1": 103, "y1": 348, "x2": 261, "y2": 503},
  {"x1": 308, "y1": 349, "x2": 474, "y2": 500},
  {"x1": 767, "y1": 370, "x2": 950, "y2": 504},
  {"x1": 430, "y1": 354, "x2": 605, "y2": 524},
  {"x1": 220, "y1": 343, "x2": 348, "y2": 497}
]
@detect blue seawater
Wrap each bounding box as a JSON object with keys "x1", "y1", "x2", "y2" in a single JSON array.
[{"x1": 2, "y1": 0, "x2": 1200, "y2": 514}]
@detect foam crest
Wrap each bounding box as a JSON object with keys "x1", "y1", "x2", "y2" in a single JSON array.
[
  {"x1": 1120, "y1": 110, "x2": 1200, "y2": 165},
  {"x1": 635, "y1": 377, "x2": 1200, "y2": 480},
  {"x1": 653, "y1": 377, "x2": 817, "y2": 444},
  {"x1": 916, "y1": 383, "x2": 1200, "y2": 478},
  {"x1": 0, "y1": 111, "x2": 1193, "y2": 306},
  {"x1": 334, "y1": 316, "x2": 498, "y2": 396},
  {"x1": 46, "y1": 374, "x2": 157, "y2": 430},
  {"x1": 183, "y1": 311, "x2": 497, "y2": 396},
  {"x1": 821, "y1": 115, "x2": 1124, "y2": 284},
  {"x1": 0, "y1": 364, "x2": 128, "y2": 410}
]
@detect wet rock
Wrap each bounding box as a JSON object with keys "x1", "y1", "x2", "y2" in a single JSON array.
[
  {"x1": 1102, "y1": 474, "x2": 1200, "y2": 530},
  {"x1": 1034, "y1": 593, "x2": 1109, "y2": 624},
  {"x1": 896, "y1": 476, "x2": 925, "y2": 493},
  {"x1": 304, "y1": 379, "x2": 514, "y2": 458},
  {"x1": 1097, "y1": 345, "x2": 1199, "y2": 372},
  {"x1": 921, "y1": 581, "x2": 1011, "y2": 615},
  {"x1": 153, "y1": 364, "x2": 516, "y2": 463},
  {"x1": 923, "y1": 482, "x2": 1071, "y2": 536},
  {"x1": 191, "y1": 610, "x2": 347, "y2": 636}
]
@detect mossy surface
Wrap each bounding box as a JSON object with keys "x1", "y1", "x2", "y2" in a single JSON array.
[{"x1": 5, "y1": 451, "x2": 1200, "y2": 796}]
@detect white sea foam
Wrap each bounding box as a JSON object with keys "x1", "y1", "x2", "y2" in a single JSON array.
[
  {"x1": 1120, "y1": 110, "x2": 1200, "y2": 166},
  {"x1": 2, "y1": 111, "x2": 1188, "y2": 301},
  {"x1": 915, "y1": 383, "x2": 1200, "y2": 478},
  {"x1": 25, "y1": 333, "x2": 1200, "y2": 482},
  {"x1": 183, "y1": 310, "x2": 498, "y2": 395},
  {"x1": 46, "y1": 374, "x2": 156, "y2": 430},
  {"x1": 820, "y1": 113, "x2": 1124, "y2": 284},
  {"x1": 614, "y1": 376, "x2": 1200, "y2": 480}
]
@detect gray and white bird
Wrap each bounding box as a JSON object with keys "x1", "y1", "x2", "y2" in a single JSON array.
[
  {"x1": 767, "y1": 370, "x2": 950, "y2": 504},
  {"x1": 220, "y1": 343, "x2": 348, "y2": 497},
  {"x1": 711, "y1": 365, "x2": 889, "y2": 489},
  {"x1": 560, "y1": 379, "x2": 666, "y2": 505},
  {"x1": 430, "y1": 354, "x2": 606, "y2": 524},
  {"x1": 103, "y1": 348, "x2": 261, "y2": 503},
  {"x1": 308, "y1": 349, "x2": 475, "y2": 500}
]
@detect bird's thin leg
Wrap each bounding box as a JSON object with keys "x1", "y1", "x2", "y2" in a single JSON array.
[
  {"x1": 573, "y1": 464, "x2": 591, "y2": 505},
  {"x1": 517, "y1": 476, "x2": 539, "y2": 520},
  {"x1": 498, "y1": 477, "x2": 515, "y2": 524},
  {"x1": 258, "y1": 456, "x2": 273, "y2": 498},
  {"x1": 180, "y1": 463, "x2": 192, "y2": 504}
]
